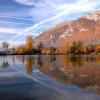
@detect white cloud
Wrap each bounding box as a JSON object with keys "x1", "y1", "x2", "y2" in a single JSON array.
[
  {"x1": 0, "y1": 27, "x2": 22, "y2": 34},
  {"x1": 15, "y1": 0, "x2": 34, "y2": 6},
  {"x1": 0, "y1": 20, "x2": 33, "y2": 25}
]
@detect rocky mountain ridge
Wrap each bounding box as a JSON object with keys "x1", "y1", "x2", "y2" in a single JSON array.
[{"x1": 34, "y1": 10, "x2": 100, "y2": 48}]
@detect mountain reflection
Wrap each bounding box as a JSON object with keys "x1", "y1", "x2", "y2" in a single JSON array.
[{"x1": 22, "y1": 55, "x2": 100, "y2": 89}]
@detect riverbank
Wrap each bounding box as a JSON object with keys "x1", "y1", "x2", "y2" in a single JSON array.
[{"x1": 0, "y1": 53, "x2": 100, "y2": 56}]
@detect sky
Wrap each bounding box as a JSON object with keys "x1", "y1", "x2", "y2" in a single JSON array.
[{"x1": 0, "y1": 0, "x2": 100, "y2": 47}]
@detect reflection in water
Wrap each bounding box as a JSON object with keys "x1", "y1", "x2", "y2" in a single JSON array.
[
  {"x1": 12, "y1": 55, "x2": 15, "y2": 64},
  {"x1": 69, "y1": 56, "x2": 83, "y2": 67},
  {"x1": 50, "y1": 55, "x2": 56, "y2": 62},
  {"x1": 19, "y1": 55, "x2": 100, "y2": 93},
  {"x1": 22, "y1": 55, "x2": 25, "y2": 63},
  {"x1": 50, "y1": 55, "x2": 59, "y2": 70},
  {"x1": 25, "y1": 56, "x2": 33, "y2": 75},
  {"x1": 2, "y1": 56, "x2": 9, "y2": 68},
  {"x1": 37, "y1": 55, "x2": 43, "y2": 67}
]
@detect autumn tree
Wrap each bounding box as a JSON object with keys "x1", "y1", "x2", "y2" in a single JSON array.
[
  {"x1": 77, "y1": 41, "x2": 83, "y2": 54},
  {"x1": 65, "y1": 41, "x2": 72, "y2": 53},
  {"x1": 25, "y1": 35, "x2": 34, "y2": 54},
  {"x1": 37, "y1": 42, "x2": 44, "y2": 54},
  {"x1": 95, "y1": 45, "x2": 100, "y2": 53},
  {"x1": 50, "y1": 47, "x2": 56, "y2": 55},
  {"x1": 70, "y1": 41, "x2": 78, "y2": 54},
  {"x1": 70, "y1": 41, "x2": 83, "y2": 54}
]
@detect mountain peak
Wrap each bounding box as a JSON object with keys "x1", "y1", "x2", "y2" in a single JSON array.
[
  {"x1": 93, "y1": 10, "x2": 100, "y2": 14},
  {"x1": 83, "y1": 10, "x2": 100, "y2": 21}
]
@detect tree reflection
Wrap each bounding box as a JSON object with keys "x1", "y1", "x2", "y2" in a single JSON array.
[
  {"x1": 49, "y1": 55, "x2": 60, "y2": 71},
  {"x1": 64, "y1": 55, "x2": 83, "y2": 67},
  {"x1": 25, "y1": 56, "x2": 34, "y2": 75},
  {"x1": 22, "y1": 55, "x2": 25, "y2": 63},
  {"x1": 2, "y1": 56, "x2": 9, "y2": 68},
  {"x1": 37, "y1": 55, "x2": 43, "y2": 67},
  {"x1": 50, "y1": 55, "x2": 56, "y2": 63},
  {"x1": 70, "y1": 56, "x2": 83, "y2": 67},
  {"x1": 12, "y1": 55, "x2": 15, "y2": 64}
]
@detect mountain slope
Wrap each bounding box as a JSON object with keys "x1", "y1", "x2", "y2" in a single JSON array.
[{"x1": 34, "y1": 10, "x2": 100, "y2": 48}]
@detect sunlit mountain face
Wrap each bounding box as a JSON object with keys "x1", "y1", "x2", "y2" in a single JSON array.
[
  {"x1": 34, "y1": 10, "x2": 100, "y2": 48},
  {"x1": 0, "y1": 0, "x2": 100, "y2": 47}
]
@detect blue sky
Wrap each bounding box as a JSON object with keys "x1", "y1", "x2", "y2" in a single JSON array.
[{"x1": 0, "y1": 0, "x2": 100, "y2": 47}]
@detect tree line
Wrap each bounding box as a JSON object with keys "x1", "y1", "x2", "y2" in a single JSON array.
[{"x1": 1, "y1": 36, "x2": 100, "y2": 55}]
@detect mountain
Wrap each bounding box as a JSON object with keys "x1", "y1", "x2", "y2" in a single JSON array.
[{"x1": 34, "y1": 10, "x2": 100, "y2": 48}]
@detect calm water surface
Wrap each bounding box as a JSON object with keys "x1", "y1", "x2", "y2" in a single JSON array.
[{"x1": 0, "y1": 55, "x2": 100, "y2": 100}]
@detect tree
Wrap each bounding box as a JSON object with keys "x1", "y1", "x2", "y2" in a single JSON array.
[
  {"x1": 2, "y1": 42, "x2": 9, "y2": 54},
  {"x1": 70, "y1": 41, "x2": 78, "y2": 54},
  {"x1": 65, "y1": 41, "x2": 72, "y2": 53},
  {"x1": 70, "y1": 41, "x2": 83, "y2": 54},
  {"x1": 12, "y1": 47, "x2": 15, "y2": 54},
  {"x1": 25, "y1": 35, "x2": 34, "y2": 53},
  {"x1": 37, "y1": 42, "x2": 44, "y2": 53},
  {"x1": 77, "y1": 41, "x2": 83, "y2": 54},
  {"x1": 50, "y1": 47, "x2": 56, "y2": 55},
  {"x1": 95, "y1": 45, "x2": 100, "y2": 53}
]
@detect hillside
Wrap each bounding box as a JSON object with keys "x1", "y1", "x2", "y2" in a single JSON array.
[{"x1": 34, "y1": 10, "x2": 100, "y2": 48}]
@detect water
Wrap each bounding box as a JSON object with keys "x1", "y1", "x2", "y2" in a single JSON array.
[{"x1": 0, "y1": 55, "x2": 100, "y2": 100}]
